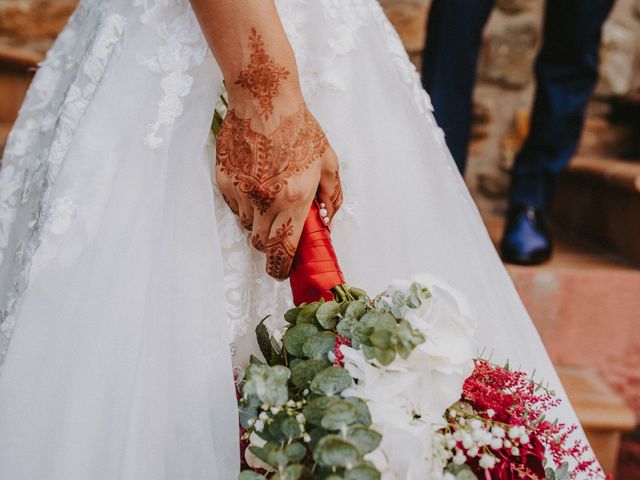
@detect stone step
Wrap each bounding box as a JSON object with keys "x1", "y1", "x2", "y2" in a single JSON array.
[
  {"x1": 551, "y1": 156, "x2": 640, "y2": 265},
  {"x1": 485, "y1": 217, "x2": 640, "y2": 423},
  {"x1": 558, "y1": 367, "x2": 636, "y2": 476}
]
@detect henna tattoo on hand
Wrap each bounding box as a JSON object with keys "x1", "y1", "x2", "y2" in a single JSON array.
[
  {"x1": 222, "y1": 193, "x2": 239, "y2": 215},
  {"x1": 252, "y1": 233, "x2": 267, "y2": 253},
  {"x1": 236, "y1": 28, "x2": 291, "y2": 120},
  {"x1": 329, "y1": 170, "x2": 343, "y2": 212},
  {"x1": 216, "y1": 104, "x2": 329, "y2": 215},
  {"x1": 265, "y1": 217, "x2": 297, "y2": 279},
  {"x1": 240, "y1": 212, "x2": 253, "y2": 231}
]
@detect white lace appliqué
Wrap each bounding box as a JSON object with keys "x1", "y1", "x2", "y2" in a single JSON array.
[{"x1": 136, "y1": 1, "x2": 208, "y2": 149}]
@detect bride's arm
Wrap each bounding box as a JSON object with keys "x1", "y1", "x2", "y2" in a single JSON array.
[
  {"x1": 191, "y1": 0, "x2": 301, "y2": 117},
  {"x1": 191, "y1": 0, "x2": 343, "y2": 280}
]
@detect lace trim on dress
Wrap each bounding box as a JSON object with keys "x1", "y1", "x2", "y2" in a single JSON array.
[
  {"x1": 0, "y1": 2, "x2": 93, "y2": 270},
  {"x1": 135, "y1": 0, "x2": 209, "y2": 149},
  {"x1": 0, "y1": 8, "x2": 126, "y2": 361}
]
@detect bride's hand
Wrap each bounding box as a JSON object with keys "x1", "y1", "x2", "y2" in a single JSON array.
[
  {"x1": 190, "y1": 0, "x2": 342, "y2": 279},
  {"x1": 216, "y1": 96, "x2": 342, "y2": 280}
]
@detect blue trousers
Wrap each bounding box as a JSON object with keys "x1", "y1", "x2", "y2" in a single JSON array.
[{"x1": 421, "y1": 0, "x2": 614, "y2": 209}]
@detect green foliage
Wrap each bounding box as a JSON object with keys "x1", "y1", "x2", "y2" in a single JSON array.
[
  {"x1": 545, "y1": 463, "x2": 570, "y2": 480},
  {"x1": 257, "y1": 317, "x2": 284, "y2": 366},
  {"x1": 302, "y1": 332, "x2": 336, "y2": 360},
  {"x1": 316, "y1": 301, "x2": 341, "y2": 330},
  {"x1": 313, "y1": 436, "x2": 360, "y2": 468},
  {"x1": 310, "y1": 366, "x2": 352, "y2": 396},
  {"x1": 240, "y1": 285, "x2": 427, "y2": 479},
  {"x1": 239, "y1": 471, "x2": 265, "y2": 480},
  {"x1": 290, "y1": 359, "x2": 330, "y2": 389},
  {"x1": 284, "y1": 324, "x2": 319, "y2": 357},
  {"x1": 243, "y1": 364, "x2": 290, "y2": 407},
  {"x1": 445, "y1": 464, "x2": 479, "y2": 479},
  {"x1": 349, "y1": 311, "x2": 425, "y2": 366}
]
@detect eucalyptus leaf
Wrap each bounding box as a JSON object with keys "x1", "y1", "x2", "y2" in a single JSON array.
[
  {"x1": 374, "y1": 346, "x2": 396, "y2": 366},
  {"x1": 336, "y1": 317, "x2": 358, "y2": 339},
  {"x1": 283, "y1": 324, "x2": 319, "y2": 357},
  {"x1": 345, "y1": 462, "x2": 381, "y2": 480},
  {"x1": 284, "y1": 464, "x2": 304, "y2": 480},
  {"x1": 297, "y1": 303, "x2": 321, "y2": 325},
  {"x1": 344, "y1": 301, "x2": 366, "y2": 321},
  {"x1": 346, "y1": 426, "x2": 382, "y2": 454},
  {"x1": 343, "y1": 397, "x2": 372, "y2": 426},
  {"x1": 369, "y1": 329, "x2": 392, "y2": 349},
  {"x1": 291, "y1": 359, "x2": 330, "y2": 389},
  {"x1": 248, "y1": 446, "x2": 271, "y2": 467},
  {"x1": 304, "y1": 396, "x2": 340, "y2": 426},
  {"x1": 446, "y1": 464, "x2": 479, "y2": 480},
  {"x1": 313, "y1": 435, "x2": 360, "y2": 468},
  {"x1": 261, "y1": 443, "x2": 290, "y2": 468},
  {"x1": 239, "y1": 403, "x2": 258, "y2": 429},
  {"x1": 391, "y1": 291, "x2": 406, "y2": 307},
  {"x1": 308, "y1": 426, "x2": 330, "y2": 450},
  {"x1": 310, "y1": 366, "x2": 353, "y2": 396},
  {"x1": 320, "y1": 400, "x2": 358, "y2": 430},
  {"x1": 243, "y1": 364, "x2": 290, "y2": 407},
  {"x1": 280, "y1": 416, "x2": 303, "y2": 440},
  {"x1": 406, "y1": 294, "x2": 422, "y2": 309},
  {"x1": 302, "y1": 332, "x2": 336, "y2": 360},
  {"x1": 285, "y1": 442, "x2": 307, "y2": 463},
  {"x1": 284, "y1": 307, "x2": 302, "y2": 324},
  {"x1": 238, "y1": 470, "x2": 265, "y2": 480},
  {"x1": 316, "y1": 301, "x2": 341, "y2": 330}
]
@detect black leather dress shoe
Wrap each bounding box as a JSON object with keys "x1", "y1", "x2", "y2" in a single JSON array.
[{"x1": 500, "y1": 204, "x2": 552, "y2": 266}]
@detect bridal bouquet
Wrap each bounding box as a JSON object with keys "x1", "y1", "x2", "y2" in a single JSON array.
[{"x1": 234, "y1": 203, "x2": 602, "y2": 480}]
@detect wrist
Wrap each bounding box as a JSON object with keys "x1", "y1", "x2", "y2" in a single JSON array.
[
  {"x1": 226, "y1": 79, "x2": 305, "y2": 120},
  {"x1": 227, "y1": 77, "x2": 303, "y2": 105}
]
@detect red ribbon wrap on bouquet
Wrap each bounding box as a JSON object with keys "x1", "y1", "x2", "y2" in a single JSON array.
[{"x1": 289, "y1": 200, "x2": 345, "y2": 305}]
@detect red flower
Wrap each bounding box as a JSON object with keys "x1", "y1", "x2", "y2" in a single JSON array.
[
  {"x1": 333, "y1": 335, "x2": 351, "y2": 367},
  {"x1": 454, "y1": 360, "x2": 602, "y2": 479}
]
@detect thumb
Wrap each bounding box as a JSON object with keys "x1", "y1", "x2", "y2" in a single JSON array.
[{"x1": 317, "y1": 156, "x2": 343, "y2": 222}]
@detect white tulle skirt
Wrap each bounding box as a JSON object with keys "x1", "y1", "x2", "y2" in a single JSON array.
[{"x1": 0, "y1": 0, "x2": 596, "y2": 479}]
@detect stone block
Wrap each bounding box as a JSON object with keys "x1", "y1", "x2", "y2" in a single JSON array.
[
  {"x1": 495, "y1": 0, "x2": 532, "y2": 15},
  {"x1": 380, "y1": 0, "x2": 428, "y2": 55},
  {"x1": 479, "y1": 22, "x2": 539, "y2": 89},
  {"x1": 0, "y1": 0, "x2": 77, "y2": 40},
  {"x1": 596, "y1": 22, "x2": 636, "y2": 98}
]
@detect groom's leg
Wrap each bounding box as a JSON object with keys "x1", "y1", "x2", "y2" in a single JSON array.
[
  {"x1": 421, "y1": 0, "x2": 495, "y2": 173},
  {"x1": 509, "y1": 0, "x2": 614, "y2": 209}
]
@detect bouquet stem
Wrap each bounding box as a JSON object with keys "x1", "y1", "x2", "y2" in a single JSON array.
[{"x1": 289, "y1": 200, "x2": 346, "y2": 305}]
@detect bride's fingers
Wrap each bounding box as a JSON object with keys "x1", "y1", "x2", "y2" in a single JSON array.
[
  {"x1": 220, "y1": 193, "x2": 240, "y2": 216},
  {"x1": 251, "y1": 211, "x2": 275, "y2": 252},
  {"x1": 317, "y1": 158, "x2": 343, "y2": 221},
  {"x1": 264, "y1": 202, "x2": 310, "y2": 280},
  {"x1": 238, "y1": 199, "x2": 254, "y2": 231}
]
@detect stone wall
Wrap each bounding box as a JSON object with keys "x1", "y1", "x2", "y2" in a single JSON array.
[{"x1": 381, "y1": 0, "x2": 640, "y2": 215}]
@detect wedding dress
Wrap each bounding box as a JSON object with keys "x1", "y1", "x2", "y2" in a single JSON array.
[{"x1": 0, "y1": 0, "x2": 597, "y2": 479}]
